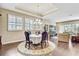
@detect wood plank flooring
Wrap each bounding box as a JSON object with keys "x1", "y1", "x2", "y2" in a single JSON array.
[{"x1": 0, "y1": 41, "x2": 79, "y2": 56}]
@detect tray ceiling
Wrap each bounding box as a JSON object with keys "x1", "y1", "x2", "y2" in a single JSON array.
[
  {"x1": 0, "y1": 3, "x2": 58, "y2": 17},
  {"x1": 1, "y1": 3, "x2": 79, "y2": 24}
]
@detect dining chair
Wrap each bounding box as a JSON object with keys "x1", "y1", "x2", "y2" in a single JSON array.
[
  {"x1": 41, "y1": 31, "x2": 48, "y2": 48},
  {"x1": 24, "y1": 31, "x2": 32, "y2": 49}
]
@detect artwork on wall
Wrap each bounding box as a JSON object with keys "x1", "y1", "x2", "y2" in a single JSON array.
[{"x1": 44, "y1": 24, "x2": 48, "y2": 31}]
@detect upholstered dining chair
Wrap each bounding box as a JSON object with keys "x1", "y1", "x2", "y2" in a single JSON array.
[
  {"x1": 41, "y1": 31, "x2": 48, "y2": 48},
  {"x1": 24, "y1": 31, "x2": 32, "y2": 49}
]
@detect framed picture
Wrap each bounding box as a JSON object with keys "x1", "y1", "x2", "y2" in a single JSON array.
[{"x1": 44, "y1": 24, "x2": 48, "y2": 31}]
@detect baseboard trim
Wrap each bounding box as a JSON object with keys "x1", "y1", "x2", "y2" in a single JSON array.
[{"x1": 2, "y1": 40, "x2": 25, "y2": 45}]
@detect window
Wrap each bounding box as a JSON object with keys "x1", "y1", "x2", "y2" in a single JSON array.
[
  {"x1": 16, "y1": 16, "x2": 23, "y2": 30},
  {"x1": 25, "y1": 18, "x2": 30, "y2": 30},
  {"x1": 25, "y1": 18, "x2": 42, "y2": 31},
  {"x1": 8, "y1": 14, "x2": 43, "y2": 31},
  {"x1": 8, "y1": 14, "x2": 23, "y2": 31},
  {"x1": 63, "y1": 23, "x2": 79, "y2": 35}
]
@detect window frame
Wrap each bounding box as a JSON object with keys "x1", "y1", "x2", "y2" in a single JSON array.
[
  {"x1": 24, "y1": 18, "x2": 42, "y2": 31},
  {"x1": 7, "y1": 14, "x2": 23, "y2": 31}
]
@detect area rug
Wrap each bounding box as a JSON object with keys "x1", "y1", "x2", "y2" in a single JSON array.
[{"x1": 17, "y1": 41, "x2": 56, "y2": 56}]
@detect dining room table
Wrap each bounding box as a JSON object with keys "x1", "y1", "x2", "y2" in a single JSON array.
[{"x1": 30, "y1": 34, "x2": 42, "y2": 44}]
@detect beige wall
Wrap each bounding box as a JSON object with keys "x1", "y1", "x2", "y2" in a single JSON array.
[
  {"x1": 0, "y1": 8, "x2": 50, "y2": 45},
  {"x1": 0, "y1": 13, "x2": 1, "y2": 34},
  {"x1": 0, "y1": 9, "x2": 25, "y2": 45}
]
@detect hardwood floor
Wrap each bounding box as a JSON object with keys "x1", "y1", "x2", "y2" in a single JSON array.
[
  {"x1": 0, "y1": 42, "x2": 23, "y2": 56},
  {"x1": 1, "y1": 41, "x2": 79, "y2": 56}
]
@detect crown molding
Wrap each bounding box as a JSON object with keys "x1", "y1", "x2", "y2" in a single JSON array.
[{"x1": 15, "y1": 7, "x2": 44, "y2": 17}]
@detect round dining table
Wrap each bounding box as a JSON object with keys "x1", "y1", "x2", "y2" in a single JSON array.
[{"x1": 30, "y1": 34, "x2": 42, "y2": 44}]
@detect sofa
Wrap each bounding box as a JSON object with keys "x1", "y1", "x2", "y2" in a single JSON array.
[
  {"x1": 72, "y1": 33, "x2": 79, "y2": 43},
  {"x1": 58, "y1": 32, "x2": 70, "y2": 42}
]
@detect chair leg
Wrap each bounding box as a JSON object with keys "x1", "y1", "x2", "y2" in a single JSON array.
[
  {"x1": 28, "y1": 42, "x2": 30, "y2": 49},
  {"x1": 45, "y1": 42, "x2": 46, "y2": 47},
  {"x1": 25, "y1": 42, "x2": 27, "y2": 48},
  {"x1": 41, "y1": 42, "x2": 43, "y2": 48}
]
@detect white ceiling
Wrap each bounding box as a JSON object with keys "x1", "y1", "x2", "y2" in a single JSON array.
[
  {"x1": 0, "y1": 3, "x2": 58, "y2": 17},
  {"x1": 15, "y1": 3, "x2": 58, "y2": 16},
  {"x1": 0, "y1": 3, "x2": 79, "y2": 24},
  {"x1": 43, "y1": 3, "x2": 79, "y2": 24}
]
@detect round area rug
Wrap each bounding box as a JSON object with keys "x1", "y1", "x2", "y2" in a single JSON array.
[{"x1": 17, "y1": 41, "x2": 56, "y2": 56}]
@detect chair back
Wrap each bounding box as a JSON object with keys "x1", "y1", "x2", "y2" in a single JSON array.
[
  {"x1": 42, "y1": 31, "x2": 48, "y2": 41},
  {"x1": 24, "y1": 31, "x2": 30, "y2": 41}
]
